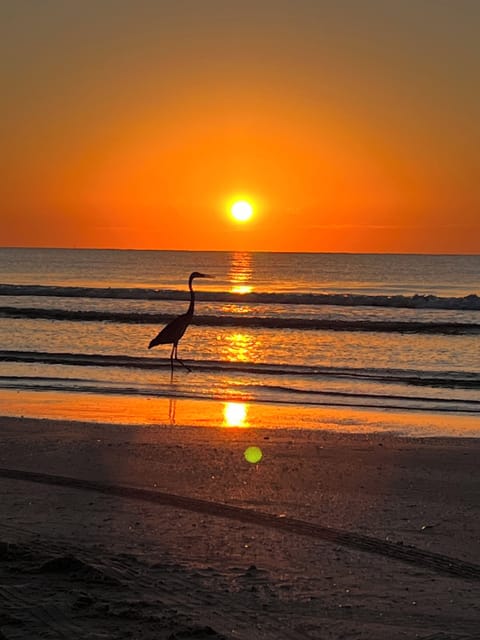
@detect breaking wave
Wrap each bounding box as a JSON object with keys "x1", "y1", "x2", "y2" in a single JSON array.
[
  {"x1": 1, "y1": 350, "x2": 479, "y2": 390},
  {"x1": 0, "y1": 306, "x2": 478, "y2": 334},
  {"x1": 1, "y1": 284, "x2": 479, "y2": 311}
]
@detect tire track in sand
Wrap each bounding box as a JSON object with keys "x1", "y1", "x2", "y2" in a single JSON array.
[{"x1": 1, "y1": 467, "x2": 479, "y2": 582}]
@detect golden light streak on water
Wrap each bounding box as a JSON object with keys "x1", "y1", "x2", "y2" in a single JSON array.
[
  {"x1": 228, "y1": 251, "x2": 253, "y2": 295},
  {"x1": 223, "y1": 332, "x2": 259, "y2": 363}
]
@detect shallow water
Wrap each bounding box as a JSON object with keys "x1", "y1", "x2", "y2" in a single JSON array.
[{"x1": 1, "y1": 248, "x2": 479, "y2": 435}]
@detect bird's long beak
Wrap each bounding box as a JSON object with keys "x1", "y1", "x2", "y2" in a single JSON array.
[{"x1": 199, "y1": 273, "x2": 214, "y2": 278}]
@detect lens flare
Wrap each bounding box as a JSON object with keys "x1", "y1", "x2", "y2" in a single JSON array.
[{"x1": 244, "y1": 446, "x2": 263, "y2": 463}]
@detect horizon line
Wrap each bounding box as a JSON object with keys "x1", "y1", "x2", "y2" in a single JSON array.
[{"x1": 1, "y1": 245, "x2": 479, "y2": 257}]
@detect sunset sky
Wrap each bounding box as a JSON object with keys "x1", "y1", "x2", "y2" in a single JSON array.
[{"x1": 1, "y1": 0, "x2": 479, "y2": 253}]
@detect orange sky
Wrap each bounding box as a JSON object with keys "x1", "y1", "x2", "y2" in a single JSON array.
[{"x1": 1, "y1": 1, "x2": 479, "y2": 253}]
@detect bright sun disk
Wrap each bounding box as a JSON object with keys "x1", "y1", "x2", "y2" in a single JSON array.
[{"x1": 231, "y1": 201, "x2": 253, "y2": 222}]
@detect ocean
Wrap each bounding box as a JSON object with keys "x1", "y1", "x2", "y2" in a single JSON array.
[{"x1": 0, "y1": 248, "x2": 479, "y2": 436}]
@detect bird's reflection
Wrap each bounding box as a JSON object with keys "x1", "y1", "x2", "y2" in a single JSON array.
[
  {"x1": 223, "y1": 402, "x2": 249, "y2": 427},
  {"x1": 168, "y1": 396, "x2": 177, "y2": 424},
  {"x1": 229, "y1": 252, "x2": 253, "y2": 295}
]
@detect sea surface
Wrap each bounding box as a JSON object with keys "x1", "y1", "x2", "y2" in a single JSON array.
[{"x1": 0, "y1": 248, "x2": 479, "y2": 436}]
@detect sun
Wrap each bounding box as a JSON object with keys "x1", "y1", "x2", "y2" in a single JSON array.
[{"x1": 231, "y1": 200, "x2": 253, "y2": 222}]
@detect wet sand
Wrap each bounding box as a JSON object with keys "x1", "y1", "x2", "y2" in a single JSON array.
[{"x1": 0, "y1": 416, "x2": 479, "y2": 639}]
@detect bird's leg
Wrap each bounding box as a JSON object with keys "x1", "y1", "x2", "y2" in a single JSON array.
[
  {"x1": 174, "y1": 344, "x2": 191, "y2": 373},
  {"x1": 170, "y1": 344, "x2": 175, "y2": 376}
]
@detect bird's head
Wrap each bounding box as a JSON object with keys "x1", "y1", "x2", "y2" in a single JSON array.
[{"x1": 189, "y1": 271, "x2": 213, "y2": 281}]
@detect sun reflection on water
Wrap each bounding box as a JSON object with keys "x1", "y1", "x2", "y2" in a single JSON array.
[
  {"x1": 223, "y1": 402, "x2": 249, "y2": 427},
  {"x1": 231, "y1": 284, "x2": 252, "y2": 295},
  {"x1": 221, "y1": 332, "x2": 261, "y2": 363},
  {"x1": 226, "y1": 333, "x2": 255, "y2": 362},
  {"x1": 229, "y1": 252, "x2": 253, "y2": 295}
]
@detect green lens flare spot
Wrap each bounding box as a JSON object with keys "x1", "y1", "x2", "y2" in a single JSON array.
[{"x1": 244, "y1": 446, "x2": 263, "y2": 464}]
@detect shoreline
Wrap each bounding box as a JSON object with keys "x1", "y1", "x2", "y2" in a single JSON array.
[{"x1": 1, "y1": 388, "x2": 479, "y2": 437}]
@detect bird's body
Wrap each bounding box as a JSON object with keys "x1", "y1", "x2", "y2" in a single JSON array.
[
  {"x1": 148, "y1": 271, "x2": 211, "y2": 373},
  {"x1": 148, "y1": 312, "x2": 191, "y2": 349}
]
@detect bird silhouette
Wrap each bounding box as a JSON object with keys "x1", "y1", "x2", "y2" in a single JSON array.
[{"x1": 148, "y1": 271, "x2": 212, "y2": 373}]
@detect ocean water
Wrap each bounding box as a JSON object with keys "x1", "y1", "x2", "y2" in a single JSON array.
[{"x1": 0, "y1": 248, "x2": 479, "y2": 436}]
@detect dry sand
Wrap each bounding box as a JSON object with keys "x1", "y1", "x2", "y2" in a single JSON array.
[{"x1": 0, "y1": 416, "x2": 479, "y2": 639}]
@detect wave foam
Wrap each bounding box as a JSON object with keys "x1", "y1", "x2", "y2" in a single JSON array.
[
  {"x1": 1, "y1": 284, "x2": 479, "y2": 311},
  {"x1": 1, "y1": 306, "x2": 478, "y2": 334}
]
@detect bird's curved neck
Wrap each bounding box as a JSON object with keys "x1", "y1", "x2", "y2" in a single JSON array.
[{"x1": 187, "y1": 277, "x2": 195, "y2": 316}]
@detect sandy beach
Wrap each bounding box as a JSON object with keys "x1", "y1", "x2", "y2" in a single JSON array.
[{"x1": 0, "y1": 415, "x2": 479, "y2": 639}]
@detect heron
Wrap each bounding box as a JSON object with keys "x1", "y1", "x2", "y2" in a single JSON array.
[{"x1": 148, "y1": 271, "x2": 212, "y2": 373}]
